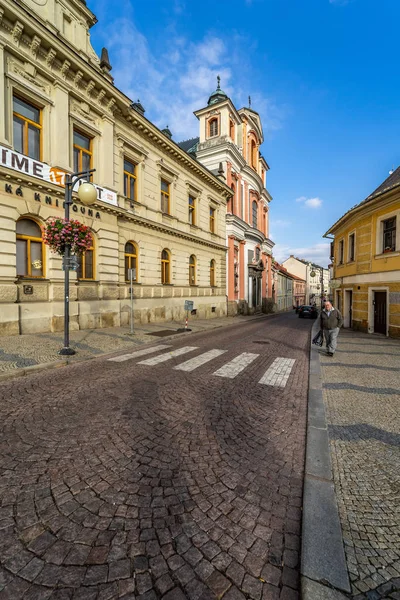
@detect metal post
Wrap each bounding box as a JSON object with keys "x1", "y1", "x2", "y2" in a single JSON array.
[
  {"x1": 185, "y1": 310, "x2": 188, "y2": 330},
  {"x1": 130, "y1": 268, "x2": 134, "y2": 335},
  {"x1": 59, "y1": 168, "x2": 96, "y2": 355},
  {"x1": 60, "y1": 174, "x2": 75, "y2": 355},
  {"x1": 320, "y1": 268, "x2": 324, "y2": 311}
]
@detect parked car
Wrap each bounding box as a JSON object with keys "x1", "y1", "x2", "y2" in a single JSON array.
[
  {"x1": 298, "y1": 305, "x2": 318, "y2": 319},
  {"x1": 295, "y1": 304, "x2": 304, "y2": 314}
]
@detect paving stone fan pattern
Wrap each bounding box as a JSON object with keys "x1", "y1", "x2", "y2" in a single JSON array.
[{"x1": 0, "y1": 316, "x2": 310, "y2": 600}]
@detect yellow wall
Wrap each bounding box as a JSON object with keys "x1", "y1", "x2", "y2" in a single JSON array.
[{"x1": 331, "y1": 192, "x2": 400, "y2": 338}]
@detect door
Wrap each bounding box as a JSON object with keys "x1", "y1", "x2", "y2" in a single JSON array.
[
  {"x1": 374, "y1": 291, "x2": 387, "y2": 335},
  {"x1": 344, "y1": 290, "x2": 353, "y2": 328}
]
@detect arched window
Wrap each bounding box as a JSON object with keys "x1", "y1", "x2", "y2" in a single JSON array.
[
  {"x1": 210, "y1": 259, "x2": 216, "y2": 287},
  {"x1": 125, "y1": 242, "x2": 138, "y2": 282},
  {"x1": 77, "y1": 233, "x2": 94, "y2": 280},
  {"x1": 161, "y1": 249, "x2": 170, "y2": 284},
  {"x1": 189, "y1": 255, "x2": 196, "y2": 285},
  {"x1": 250, "y1": 139, "x2": 257, "y2": 169},
  {"x1": 229, "y1": 120, "x2": 235, "y2": 140},
  {"x1": 209, "y1": 118, "x2": 218, "y2": 137},
  {"x1": 16, "y1": 218, "x2": 44, "y2": 277},
  {"x1": 252, "y1": 201, "x2": 258, "y2": 229}
]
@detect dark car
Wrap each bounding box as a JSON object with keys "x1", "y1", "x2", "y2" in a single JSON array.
[{"x1": 298, "y1": 305, "x2": 318, "y2": 319}]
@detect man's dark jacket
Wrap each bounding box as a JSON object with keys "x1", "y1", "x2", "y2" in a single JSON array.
[{"x1": 320, "y1": 307, "x2": 343, "y2": 330}]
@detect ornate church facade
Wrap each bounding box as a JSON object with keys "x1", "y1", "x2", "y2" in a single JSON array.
[{"x1": 179, "y1": 79, "x2": 274, "y2": 315}]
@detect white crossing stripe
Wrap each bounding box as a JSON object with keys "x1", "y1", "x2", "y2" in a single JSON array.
[
  {"x1": 259, "y1": 357, "x2": 296, "y2": 387},
  {"x1": 138, "y1": 346, "x2": 198, "y2": 366},
  {"x1": 108, "y1": 345, "x2": 172, "y2": 363},
  {"x1": 213, "y1": 352, "x2": 259, "y2": 379},
  {"x1": 174, "y1": 349, "x2": 227, "y2": 372}
]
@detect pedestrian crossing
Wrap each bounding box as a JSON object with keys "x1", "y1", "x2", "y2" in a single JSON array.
[{"x1": 108, "y1": 346, "x2": 296, "y2": 388}]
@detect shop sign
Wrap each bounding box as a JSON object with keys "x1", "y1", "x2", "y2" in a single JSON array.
[
  {"x1": 3, "y1": 184, "x2": 101, "y2": 219},
  {"x1": 0, "y1": 145, "x2": 117, "y2": 206}
]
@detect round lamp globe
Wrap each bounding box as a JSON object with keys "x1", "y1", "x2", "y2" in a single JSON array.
[{"x1": 78, "y1": 182, "x2": 97, "y2": 206}]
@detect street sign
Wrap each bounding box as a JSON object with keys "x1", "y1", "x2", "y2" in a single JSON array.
[
  {"x1": 62, "y1": 255, "x2": 80, "y2": 271},
  {"x1": 184, "y1": 300, "x2": 194, "y2": 311}
]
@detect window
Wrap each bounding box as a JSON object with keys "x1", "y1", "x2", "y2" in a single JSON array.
[
  {"x1": 250, "y1": 139, "x2": 257, "y2": 169},
  {"x1": 77, "y1": 233, "x2": 94, "y2": 280},
  {"x1": 255, "y1": 247, "x2": 260, "y2": 261},
  {"x1": 188, "y1": 196, "x2": 196, "y2": 225},
  {"x1": 209, "y1": 207, "x2": 216, "y2": 233},
  {"x1": 229, "y1": 120, "x2": 235, "y2": 140},
  {"x1": 348, "y1": 233, "x2": 355, "y2": 262},
  {"x1": 161, "y1": 179, "x2": 170, "y2": 214},
  {"x1": 124, "y1": 159, "x2": 136, "y2": 200},
  {"x1": 13, "y1": 96, "x2": 41, "y2": 160},
  {"x1": 161, "y1": 249, "x2": 170, "y2": 284},
  {"x1": 16, "y1": 218, "x2": 44, "y2": 277},
  {"x1": 209, "y1": 118, "x2": 218, "y2": 137},
  {"x1": 73, "y1": 130, "x2": 92, "y2": 173},
  {"x1": 338, "y1": 239, "x2": 344, "y2": 265},
  {"x1": 228, "y1": 185, "x2": 234, "y2": 214},
  {"x1": 189, "y1": 255, "x2": 196, "y2": 285},
  {"x1": 125, "y1": 242, "x2": 138, "y2": 282},
  {"x1": 252, "y1": 201, "x2": 258, "y2": 229},
  {"x1": 383, "y1": 217, "x2": 396, "y2": 252},
  {"x1": 210, "y1": 259, "x2": 216, "y2": 287}
]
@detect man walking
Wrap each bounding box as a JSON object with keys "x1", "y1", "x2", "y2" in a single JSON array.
[{"x1": 320, "y1": 300, "x2": 343, "y2": 356}]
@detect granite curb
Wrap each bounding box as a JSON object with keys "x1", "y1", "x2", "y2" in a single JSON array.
[
  {"x1": 301, "y1": 319, "x2": 351, "y2": 599},
  {"x1": 0, "y1": 312, "x2": 277, "y2": 382}
]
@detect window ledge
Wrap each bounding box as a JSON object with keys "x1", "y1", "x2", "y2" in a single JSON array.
[
  {"x1": 125, "y1": 281, "x2": 140, "y2": 285},
  {"x1": 375, "y1": 251, "x2": 399, "y2": 259},
  {"x1": 76, "y1": 280, "x2": 99, "y2": 284},
  {"x1": 162, "y1": 212, "x2": 173, "y2": 219},
  {"x1": 16, "y1": 277, "x2": 49, "y2": 282}
]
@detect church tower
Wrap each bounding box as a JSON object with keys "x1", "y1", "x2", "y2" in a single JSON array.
[{"x1": 182, "y1": 78, "x2": 275, "y2": 315}]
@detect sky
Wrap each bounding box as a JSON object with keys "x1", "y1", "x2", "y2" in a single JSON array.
[{"x1": 89, "y1": 0, "x2": 400, "y2": 268}]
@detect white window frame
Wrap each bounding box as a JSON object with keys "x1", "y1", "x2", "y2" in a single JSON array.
[
  {"x1": 376, "y1": 209, "x2": 400, "y2": 256},
  {"x1": 347, "y1": 231, "x2": 356, "y2": 263}
]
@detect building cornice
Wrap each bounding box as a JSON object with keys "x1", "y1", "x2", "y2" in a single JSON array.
[
  {"x1": 324, "y1": 187, "x2": 400, "y2": 237},
  {"x1": 0, "y1": 168, "x2": 228, "y2": 252},
  {"x1": 1, "y1": 3, "x2": 233, "y2": 199}
]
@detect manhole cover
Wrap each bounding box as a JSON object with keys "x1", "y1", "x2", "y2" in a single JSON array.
[
  {"x1": 146, "y1": 330, "x2": 181, "y2": 337},
  {"x1": 253, "y1": 340, "x2": 271, "y2": 344}
]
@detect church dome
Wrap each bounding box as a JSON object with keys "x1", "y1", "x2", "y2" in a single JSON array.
[{"x1": 207, "y1": 76, "x2": 228, "y2": 106}]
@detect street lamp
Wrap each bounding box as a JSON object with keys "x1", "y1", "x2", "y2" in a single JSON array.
[
  {"x1": 59, "y1": 170, "x2": 97, "y2": 356},
  {"x1": 310, "y1": 267, "x2": 325, "y2": 311}
]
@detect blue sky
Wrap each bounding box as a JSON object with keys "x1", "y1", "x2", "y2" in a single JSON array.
[{"x1": 89, "y1": 0, "x2": 400, "y2": 267}]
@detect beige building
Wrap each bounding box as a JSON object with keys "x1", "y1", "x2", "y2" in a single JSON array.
[{"x1": 0, "y1": 0, "x2": 232, "y2": 335}]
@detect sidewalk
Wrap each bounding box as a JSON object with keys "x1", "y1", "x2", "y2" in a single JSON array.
[
  {"x1": 321, "y1": 330, "x2": 400, "y2": 599},
  {"x1": 0, "y1": 314, "x2": 272, "y2": 379},
  {"x1": 305, "y1": 328, "x2": 400, "y2": 600}
]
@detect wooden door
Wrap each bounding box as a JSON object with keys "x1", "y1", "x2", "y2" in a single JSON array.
[{"x1": 374, "y1": 292, "x2": 387, "y2": 335}]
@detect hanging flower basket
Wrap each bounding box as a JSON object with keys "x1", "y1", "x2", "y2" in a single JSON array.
[{"x1": 43, "y1": 218, "x2": 92, "y2": 256}]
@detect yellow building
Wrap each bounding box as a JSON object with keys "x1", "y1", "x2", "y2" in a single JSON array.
[
  {"x1": 325, "y1": 169, "x2": 400, "y2": 338},
  {"x1": 0, "y1": 0, "x2": 232, "y2": 335}
]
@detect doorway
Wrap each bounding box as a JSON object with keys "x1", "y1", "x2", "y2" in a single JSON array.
[
  {"x1": 373, "y1": 291, "x2": 387, "y2": 335},
  {"x1": 344, "y1": 289, "x2": 353, "y2": 328}
]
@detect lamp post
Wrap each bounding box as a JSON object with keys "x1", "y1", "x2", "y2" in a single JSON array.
[
  {"x1": 59, "y1": 170, "x2": 97, "y2": 356},
  {"x1": 310, "y1": 266, "x2": 325, "y2": 311}
]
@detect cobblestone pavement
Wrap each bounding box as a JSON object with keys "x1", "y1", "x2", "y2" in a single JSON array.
[
  {"x1": 320, "y1": 330, "x2": 400, "y2": 600},
  {"x1": 0, "y1": 312, "x2": 310, "y2": 599},
  {"x1": 0, "y1": 316, "x2": 256, "y2": 374}
]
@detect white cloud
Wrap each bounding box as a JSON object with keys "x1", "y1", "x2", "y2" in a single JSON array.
[
  {"x1": 296, "y1": 196, "x2": 323, "y2": 209},
  {"x1": 93, "y1": 3, "x2": 285, "y2": 140},
  {"x1": 270, "y1": 219, "x2": 291, "y2": 227},
  {"x1": 273, "y1": 242, "x2": 331, "y2": 268}
]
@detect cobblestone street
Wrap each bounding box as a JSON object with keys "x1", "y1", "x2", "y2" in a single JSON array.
[
  {"x1": 0, "y1": 313, "x2": 310, "y2": 600},
  {"x1": 321, "y1": 331, "x2": 400, "y2": 600}
]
